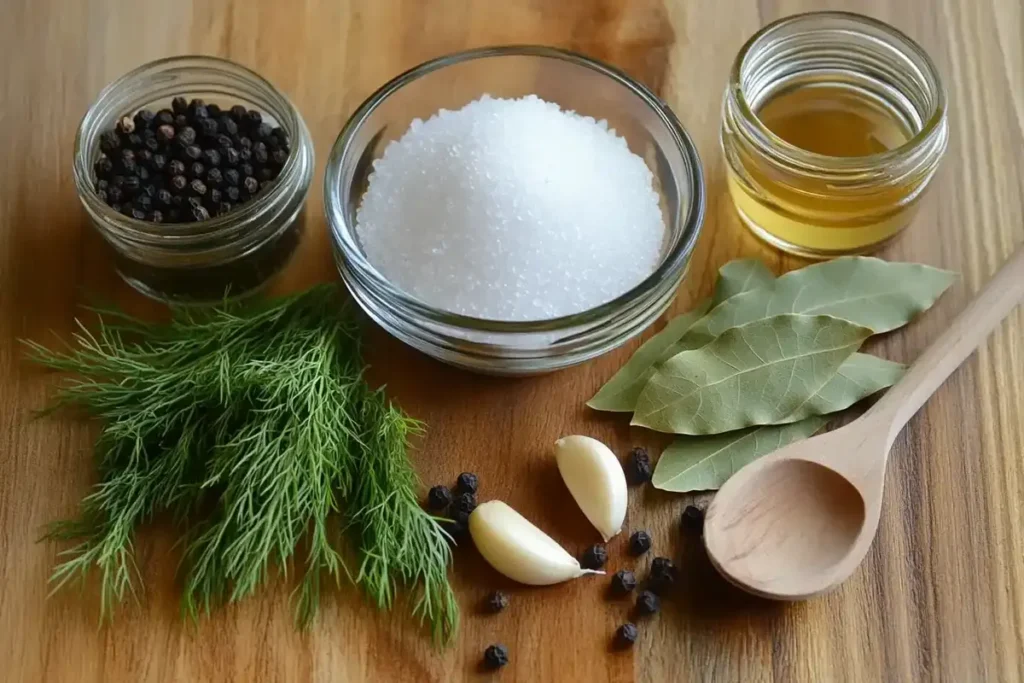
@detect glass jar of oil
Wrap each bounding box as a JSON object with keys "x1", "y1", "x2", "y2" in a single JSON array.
[{"x1": 721, "y1": 12, "x2": 948, "y2": 258}]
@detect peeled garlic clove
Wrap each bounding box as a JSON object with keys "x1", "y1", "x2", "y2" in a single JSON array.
[
  {"x1": 554, "y1": 435, "x2": 627, "y2": 541},
  {"x1": 469, "y1": 500, "x2": 601, "y2": 586}
]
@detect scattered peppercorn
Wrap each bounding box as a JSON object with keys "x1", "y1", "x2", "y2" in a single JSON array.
[
  {"x1": 453, "y1": 492, "x2": 477, "y2": 515},
  {"x1": 610, "y1": 569, "x2": 637, "y2": 596},
  {"x1": 681, "y1": 505, "x2": 705, "y2": 533},
  {"x1": 634, "y1": 590, "x2": 660, "y2": 617},
  {"x1": 624, "y1": 447, "x2": 653, "y2": 485},
  {"x1": 442, "y1": 510, "x2": 470, "y2": 543},
  {"x1": 426, "y1": 485, "x2": 453, "y2": 512},
  {"x1": 455, "y1": 472, "x2": 479, "y2": 495},
  {"x1": 90, "y1": 96, "x2": 291, "y2": 224},
  {"x1": 485, "y1": 591, "x2": 509, "y2": 614},
  {"x1": 648, "y1": 557, "x2": 678, "y2": 594},
  {"x1": 581, "y1": 544, "x2": 608, "y2": 570},
  {"x1": 628, "y1": 530, "x2": 652, "y2": 556},
  {"x1": 614, "y1": 623, "x2": 639, "y2": 649},
  {"x1": 483, "y1": 644, "x2": 509, "y2": 670}
]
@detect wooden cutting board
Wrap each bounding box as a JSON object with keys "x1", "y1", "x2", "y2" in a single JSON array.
[{"x1": 1, "y1": 0, "x2": 1022, "y2": 681}]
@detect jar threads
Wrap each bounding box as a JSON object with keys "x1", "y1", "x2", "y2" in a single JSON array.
[{"x1": 720, "y1": 12, "x2": 948, "y2": 258}]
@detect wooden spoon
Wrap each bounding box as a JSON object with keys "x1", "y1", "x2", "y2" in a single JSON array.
[{"x1": 704, "y1": 245, "x2": 1024, "y2": 601}]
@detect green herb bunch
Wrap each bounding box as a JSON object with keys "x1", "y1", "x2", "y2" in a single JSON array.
[{"x1": 26, "y1": 284, "x2": 457, "y2": 642}]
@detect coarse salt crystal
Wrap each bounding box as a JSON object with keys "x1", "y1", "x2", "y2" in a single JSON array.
[{"x1": 355, "y1": 95, "x2": 666, "y2": 321}]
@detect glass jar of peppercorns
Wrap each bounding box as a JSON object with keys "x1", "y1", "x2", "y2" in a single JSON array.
[{"x1": 73, "y1": 56, "x2": 313, "y2": 304}]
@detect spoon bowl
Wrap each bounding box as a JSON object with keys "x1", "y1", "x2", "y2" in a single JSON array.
[{"x1": 704, "y1": 245, "x2": 1024, "y2": 601}]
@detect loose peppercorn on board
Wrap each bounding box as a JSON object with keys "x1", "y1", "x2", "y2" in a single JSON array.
[{"x1": 2, "y1": 1, "x2": 1023, "y2": 682}]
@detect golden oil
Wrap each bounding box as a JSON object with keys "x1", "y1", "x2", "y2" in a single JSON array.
[{"x1": 721, "y1": 13, "x2": 948, "y2": 258}]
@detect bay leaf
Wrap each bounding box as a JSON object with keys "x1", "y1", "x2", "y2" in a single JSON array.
[
  {"x1": 651, "y1": 417, "x2": 828, "y2": 492},
  {"x1": 777, "y1": 352, "x2": 904, "y2": 425},
  {"x1": 586, "y1": 299, "x2": 711, "y2": 411},
  {"x1": 588, "y1": 260, "x2": 774, "y2": 413},
  {"x1": 711, "y1": 259, "x2": 775, "y2": 306},
  {"x1": 632, "y1": 314, "x2": 871, "y2": 434}
]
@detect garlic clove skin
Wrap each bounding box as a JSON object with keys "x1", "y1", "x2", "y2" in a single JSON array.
[
  {"x1": 554, "y1": 435, "x2": 628, "y2": 541},
  {"x1": 469, "y1": 500, "x2": 601, "y2": 586}
]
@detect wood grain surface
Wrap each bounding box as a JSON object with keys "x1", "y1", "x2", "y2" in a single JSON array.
[{"x1": 1, "y1": 1, "x2": 1022, "y2": 681}]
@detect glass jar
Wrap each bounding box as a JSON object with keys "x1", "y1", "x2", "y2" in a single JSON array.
[
  {"x1": 721, "y1": 12, "x2": 948, "y2": 258},
  {"x1": 73, "y1": 56, "x2": 314, "y2": 304}
]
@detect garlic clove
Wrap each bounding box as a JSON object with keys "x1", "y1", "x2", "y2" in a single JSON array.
[
  {"x1": 554, "y1": 435, "x2": 628, "y2": 541},
  {"x1": 469, "y1": 500, "x2": 601, "y2": 586}
]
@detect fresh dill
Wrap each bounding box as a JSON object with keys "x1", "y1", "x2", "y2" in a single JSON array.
[{"x1": 25, "y1": 284, "x2": 458, "y2": 642}]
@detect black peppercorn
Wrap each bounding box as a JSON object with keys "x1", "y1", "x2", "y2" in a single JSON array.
[
  {"x1": 624, "y1": 447, "x2": 653, "y2": 485},
  {"x1": 156, "y1": 189, "x2": 172, "y2": 207},
  {"x1": 123, "y1": 175, "x2": 141, "y2": 193},
  {"x1": 177, "y1": 126, "x2": 197, "y2": 147},
  {"x1": 136, "y1": 148, "x2": 154, "y2": 168},
  {"x1": 207, "y1": 103, "x2": 222, "y2": 118},
  {"x1": 229, "y1": 104, "x2": 247, "y2": 121},
  {"x1": 239, "y1": 149, "x2": 254, "y2": 166},
  {"x1": 581, "y1": 544, "x2": 608, "y2": 570},
  {"x1": 135, "y1": 194, "x2": 152, "y2": 211},
  {"x1": 183, "y1": 145, "x2": 202, "y2": 161},
  {"x1": 216, "y1": 134, "x2": 234, "y2": 150},
  {"x1": 152, "y1": 153, "x2": 168, "y2": 172},
  {"x1": 106, "y1": 186, "x2": 123, "y2": 204},
  {"x1": 635, "y1": 590, "x2": 660, "y2": 616},
  {"x1": 99, "y1": 131, "x2": 121, "y2": 154},
  {"x1": 218, "y1": 116, "x2": 239, "y2": 137},
  {"x1": 243, "y1": 176, "x2": 259, "y2": 195},
  {"x1": 135, "y1": 167, "x2": 150, "y2": 183},
  {"x1": 240, "y1": 162, "x2": 254, "y2": 178},
  {"x1": 223, "y1": 168, "x2": 241, "y2": 187},
  {"x1": 150, "y1": 209, "x2": 164, "y2": 223},
  {"x1": 156, "y1": 124, "x2": 176, "y2": 143},
  {"x1": 96, "y1": 179, "x2": 109, "y2": 192},
  {"x1": 257, "y1": 167, "x2": 274, "y2": 182},
  {"x1": 170, "y1": 175, "x2": 188, "y2": 192},
  {"x1": 224, "y1": 148, "x2": 240, "y2": 167},
  {"x1": 256, "y1": 122, "x2": 274, "y2": 140},
  {"x1": 198, "y1": 116, "x2": 219, "y2": 138},
  {"x1": 174, "y1": 113, "x2": 189, "y2": 130},
  {"x1": 455, "y1": 472, "x2": 479, "y2": 495},
  {"x1": 615, "y1": 623, "x2": 639, "y2": 648},
  {"x1": 120, "y1": 158, "x2": 137, "y2": 176},
  {"x1": 485, "y1": 590, "x2": 509, "y2": 614},
  {"x1": 167, "y1": 208, "x2": 181, "y2": 223},
  {"x1": 127, "y1": 133, "x2": 143, "y2": 149},
  {"x1": 189, "y1": 162, "x2": 205, "y2": 179},
  {"x1": 191, "y1": 204, "x2": 211, "y2": 221},
  {"x1": 217, "y1": 201, "x2": 232, "y2": 215},
  {"x1": 188, "y1": 99, "x2": 208, "y2": 119},
  {"x1": 96, "y1": 189, "x2": 108, "y2": 203},
  {"x1": 442, "y1": 510, "x2": 470, "y2": 542},
  {"x1": 202, "y1": 148, "x2": 221, "y2": 168},
  {"x1": 119, "y1": 203, "x2": 135, "y2": 217},
  {"x1": 225, "y1": 186, "x2": 241, "y2": 203},
  {"x1": 94, "y1": 156, "x2": 114, "y2": 177},
  {"x1": 426, "y1": 485, "x2": 452, "y2": 512},
  {"x1": 681, "y1": 505, "x2": 704, "y2": 534},
  {"x1": 452, "y1": 492, "x2": 477, "y2": 515},
  {"x1": 171, "y1": 97, "x2": 188, "y2": 115},
  {"x1": 611, "y1": 569, "x2": 637, "y2": 596},
  {"x1": 238, "y1": 136, "x2": 253, "y2": 150},
  {"x1": 206, "y1": 167, "x2": 224, "y2": 188},
  {"x1": 168, "y1": 159, "x2": 186, "y2": 176},
  {"x1": 189, "y1": 179, "x2": 208, "y2": 197},
  {"x1": 628, "y1": 530, "x2": 652, "y2": 556},
  {"x1": 140, "y1": 183, "x2": 156, "y2": 198},
  {"x1": 130, "y1": 207, "x2": 147, "y2": 221},
  {"x1": 271, "y1": 148, "x2": 289, "y2": 166},
  {"x1": 155, "y1": 109, "x2": 175, "y2": 127},
  {"x1": 111, "y1": 175, "x2": 125, "y2": 188},
  {"x1": 253, "y1": 142, "x2": 269, "y2": 165},
  {"x1": 483, "y1": 644, "x2": 508, "y2": 670},
  {"x1": 116, "y1": 115, "x2": 135, "y2": 135},
  {"x1": 244, "y1": 109, "x2": 262, "y2": 128},
  {"x1": 648, "y1": 557, "x2": 678, "y2": 594},
  {"x1": 208, "y1": 188, "x2": 223, "y2": 206},
  {"x1": 143, "y1": 136, "x2": 160, "y2": 152},
  {"x1": 133, "y1": 109, "x2": 156, "y2": 130}
]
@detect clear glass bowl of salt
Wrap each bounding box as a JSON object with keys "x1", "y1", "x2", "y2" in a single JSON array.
[{"x1": 324, "y1": 45, "x2": 705, "y2": 375}]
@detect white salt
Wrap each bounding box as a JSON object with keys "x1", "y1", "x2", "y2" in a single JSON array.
[{"x1": 355, "y1": 95, "x2": 666, "y2": 321}]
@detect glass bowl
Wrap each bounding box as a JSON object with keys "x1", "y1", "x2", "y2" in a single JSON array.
[
  {"x1": 324, "y1": 46, "x2": 704, "y2": 375},
  {"x1": 73, "y1": 56, "x2": 315, "y2": 304}
]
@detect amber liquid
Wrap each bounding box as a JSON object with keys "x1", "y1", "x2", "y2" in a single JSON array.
[{"x1": 727, "y1": 83, "x2": 925, "y2": 257}]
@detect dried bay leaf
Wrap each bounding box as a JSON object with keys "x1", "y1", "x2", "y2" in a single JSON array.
[
  {"x1": 632, "y1": 314, "x2": 872, "y2": 434},
  {"x1": 652, "y1": 417, "x2": 828, "y2": 492},
  {"x1": 588, "y1": 260, "x2": 773, "y2": 412},
  {"x1": 711, "y1": 259, "x2": 775, "y2": 305},
  {"x1": 587, "y1": 300, "x2": 711, "y2": 411},
  {"x1": 779, "y1": 352, "x2": 904, "y2": 424}
]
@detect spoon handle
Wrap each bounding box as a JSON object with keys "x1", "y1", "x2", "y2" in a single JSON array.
[{"x1": 869, "y1": 245, "x2": 1024, "y2": 436}]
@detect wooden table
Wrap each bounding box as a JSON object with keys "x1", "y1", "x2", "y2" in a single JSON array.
[{"x1": 2, "y1": 0, "x2": 1022, "y2": 681}]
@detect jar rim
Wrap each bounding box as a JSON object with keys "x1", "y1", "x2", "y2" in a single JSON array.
[
  {"x1": 73, "y1": 55, "x2": 312, "y2": 245},
  {"x1": 324, "y1": 45, "x2": 705, "y2": 333},
  {"x1": 729, "y1": 11, "x2": 948, "y2": 170}
]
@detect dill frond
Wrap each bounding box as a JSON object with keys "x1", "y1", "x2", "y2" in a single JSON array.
[{"x1": 27, "y1": 284, "x2": 458, "y2": 641}]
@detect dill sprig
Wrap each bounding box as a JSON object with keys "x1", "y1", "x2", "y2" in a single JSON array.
[{"x1": 26, "y1": 284, "x2": 458, "y2": 642}]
